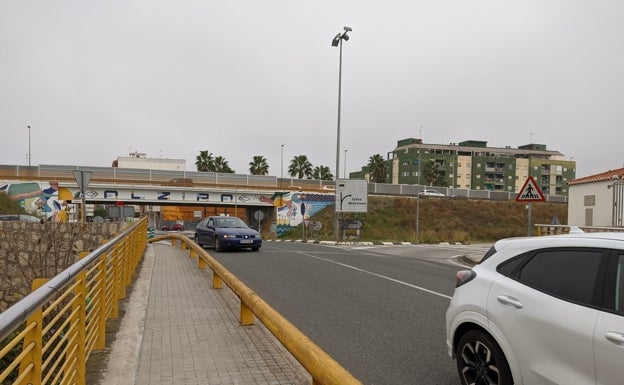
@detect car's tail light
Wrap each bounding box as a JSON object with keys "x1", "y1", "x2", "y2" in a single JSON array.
[{"x1": 455, "y1": 270, "x2": 477, "y2": 288}]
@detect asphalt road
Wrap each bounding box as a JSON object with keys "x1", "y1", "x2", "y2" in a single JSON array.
[{"x1": 209, "y1": 241, "x2": 486, "y2": 385}]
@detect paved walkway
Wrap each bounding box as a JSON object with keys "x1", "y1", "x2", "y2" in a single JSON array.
[{"x1": 102, "y1": 242, "x2": 311, "y2": 385}]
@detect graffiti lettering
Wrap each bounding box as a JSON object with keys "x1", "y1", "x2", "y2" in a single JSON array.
[
  {"x1": 131, "y1": 192, "x2": 144, "y2": 200},
  {"x1": 158, "y1": 192, "x2": 171, "y2": 200},
  {"x1": 104, "y1": 190, "x2": 118, "y2": 199}
]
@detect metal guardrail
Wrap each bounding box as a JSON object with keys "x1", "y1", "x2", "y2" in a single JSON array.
[
  {"x1": 1, "y1": 163, "x2": 568, "y2": 202},
  {"x1": 150, "y1": 233, "x2": 363, "y2": 385},
  {"x1": 0, "y1": 218, "x2": 147, "y2": 385},
  {"x1": 535, "y1": 224, "x2": 624, "y2": 235}
]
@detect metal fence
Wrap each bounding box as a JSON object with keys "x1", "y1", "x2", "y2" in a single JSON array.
[
  {"x1": 0, "y1": 218, "x2": 147, "y2": 385},
  {"x1": 0, "y1": 164, "x2": 568, "y2": 202}
]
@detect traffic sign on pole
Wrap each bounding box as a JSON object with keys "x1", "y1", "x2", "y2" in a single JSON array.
[{"x1": 515, "y1": 176, "x2": 545, "y2": 202}]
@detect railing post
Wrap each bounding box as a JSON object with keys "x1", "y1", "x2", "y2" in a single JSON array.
[
  {"x1": 18, "y1": 278, "x2": 47, "y2": 385},
  {"x1": 70, "y1": 265, "x2": 88, "y2": 385},
  {"x1": 95, "y1": 254, "x2": 107, "y2": 350},
  {"x1": 213, "y1": 274, "x2": 223, "y2": 289},
  {"x1": 240, "y1": 303, "x2": 254, "y2": 326},
  {"x1": 110, "y1": 245, "x2": 120, "y2": 319}
]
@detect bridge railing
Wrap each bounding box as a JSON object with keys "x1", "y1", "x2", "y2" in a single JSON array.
[
  {"x1": 0, "y1": 218, "x2": 147, "y2": 385},
  {"x1": 0, "y1": 164, "x2": 568, "y2": 201},
  {"x1": 150, "y1": 233, "x2": 363, "y2": 385},
  {"x1": 535, "y1": 224, "x2": 624, "y2": 235}
]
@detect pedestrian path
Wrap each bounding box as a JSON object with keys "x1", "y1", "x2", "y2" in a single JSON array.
[{"x1": 102, "y1": 242, "x2": 311, "y2": 385}]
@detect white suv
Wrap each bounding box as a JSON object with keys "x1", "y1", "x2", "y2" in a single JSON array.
[{"x1": 446, "y1": 232, "x2": 624, "y2": 385}]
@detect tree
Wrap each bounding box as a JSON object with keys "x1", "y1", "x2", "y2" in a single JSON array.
[
  {"x1": 195, "y1": 150, "x2": 215, "y2": 172},
  {"x1": 422, "y1": 159, "x2": 440, "y2": 186},
  {"x1": 249, "y1": 155, "x2": 269, "y2": 175},
  {"x1": 0, "y1": 193, "x2": 22, "y2": 214},
  {"x1": 213, "y1": 156, "x2": 234, "y2": 173},
  {"x1": 288, "y1": 155, "x2": 313, "y2": 179},
  {"x1": 367, "y1": 154, "x2": 387, "y2": 183},
  {"x1": 312, "y1": 165, "x2": 334, "y2": 181}
]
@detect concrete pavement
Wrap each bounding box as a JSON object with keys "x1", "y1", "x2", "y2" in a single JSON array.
[{"x1": 101, "y1": 242, "x2": 311, "y2": 385}]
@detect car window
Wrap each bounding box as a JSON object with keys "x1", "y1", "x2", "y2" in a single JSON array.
[
  {"x1": 616, "y1": 254, "x2": 624, "y2": 315},
  {"x1": 207, "y1": 219, "x2": 214, "y2": 227},
  {"x1": 516, "y1": 249, "x2": 605, "y2": 306}
]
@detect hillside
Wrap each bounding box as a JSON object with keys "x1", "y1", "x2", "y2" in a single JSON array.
[{"x1": 281, "y1": 196, "x2": 568, "y2": 244}]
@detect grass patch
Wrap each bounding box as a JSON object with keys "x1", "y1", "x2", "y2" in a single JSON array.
[{"x1": 282, "y1": 196, "x2": 568, "y2": 244}]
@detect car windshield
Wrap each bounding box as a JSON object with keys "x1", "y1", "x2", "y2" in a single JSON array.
[{"x1": 215, "y1": 218, "x2": 246, "y2": 228}]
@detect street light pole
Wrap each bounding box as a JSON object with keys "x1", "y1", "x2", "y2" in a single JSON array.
[
  {"x1": 281, "y1": 144, "x2": 284, "y2": 179},
  {"x1": 27, "y1": 125, "x2": 31, "y2": 166},
  {"x1": 332, "y1": 26, "x2": 352, "y2": 241},
  {"x1": 344, "y1": 149, "x2": 348, "y2": 178}
]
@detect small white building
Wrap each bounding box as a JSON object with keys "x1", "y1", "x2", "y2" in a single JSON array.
[
  {"x1": 113, "y1": 151, "x2": 185, "y2": 171},
  {"x1": 567, "y1": 167, "x2": 624, "y2": 227}
]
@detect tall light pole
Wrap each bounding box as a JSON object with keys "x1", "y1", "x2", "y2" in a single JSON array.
[
  {"x1": 332, "y1": 26, "x2": 352, "y2": 240},
  {"x1": 344, "y1": 149, "x2": 348, "y2": 178},
  {"x1": 27, "y1": 125, "x2": 31, "y2": 166},
  {"x1": 281, "y1": 144, "x2": 284, "y2": 179}
]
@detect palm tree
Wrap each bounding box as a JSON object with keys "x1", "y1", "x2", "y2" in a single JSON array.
[
  {"x1": 312, "y1": 165, "x2": 334, "y2": 181},
  {"x1": 213, "y1": 156, "x2": 234, "y2": 173},
  {"x1": 288, "y1": 155, "x2": 313, "y2": 179},
  {"x1": 195, "y1": 150, "x2": 215, "y2": 172},
  {"x1": 249, "y1": 155, "x2": 269, "y2": 175},
  {"x1": 367, "y1": 154, "x2": 387, "y2": 183}
]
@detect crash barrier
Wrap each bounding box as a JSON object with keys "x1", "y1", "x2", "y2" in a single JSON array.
[
  {"x1": 535, "y1": 224, "x2": 624, "y2": 235},
  {"x1": 0, "y1": 217, "x2": 147, "y2": 385},
  {"x1": 149, "y1": 233, "x2": 363, "y2": 385}
]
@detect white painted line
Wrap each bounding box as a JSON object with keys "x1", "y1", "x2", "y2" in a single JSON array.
[{"x1": 303, "y1": 254, "x2": 452, "y2": 300}]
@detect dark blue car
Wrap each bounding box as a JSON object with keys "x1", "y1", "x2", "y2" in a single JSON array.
[{"x1": 194, "y1": 216, "x2": 262, "y2": 252}]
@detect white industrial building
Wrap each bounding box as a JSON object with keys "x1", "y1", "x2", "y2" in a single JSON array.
[
  {"x1": 113, "y1": 151, "x2": 185, "y2": 171},
  {"x1": 567, "y1": 167, "x2": 624, "y2": 227}
]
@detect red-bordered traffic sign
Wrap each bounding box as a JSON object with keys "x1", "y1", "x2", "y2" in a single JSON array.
[{"x1": 515, "y1": 176, "x2": 545, "y2": 202}]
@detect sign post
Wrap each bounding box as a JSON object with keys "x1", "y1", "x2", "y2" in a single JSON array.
[
  {"x1": 72, "y1": 170, "x2": 92, "y2": 222},
  {"x1": 515, "y1": 176, "x2": 546, "y2": 236},
  {"x1": 335, "y1": 180, "x2": 368, "y2": 241}
]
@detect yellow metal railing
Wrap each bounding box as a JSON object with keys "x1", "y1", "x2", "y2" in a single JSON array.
[
  {"x1": 0, "y1": 217, "x2": 147, "y2": 385},
  {"x1": 149, "y1": 233, "x2": 362, "y2": 385}
]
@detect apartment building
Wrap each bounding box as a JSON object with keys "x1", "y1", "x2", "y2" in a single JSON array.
[{"x1": 352, "y1": 138, "x2": 576, "y2": 197}]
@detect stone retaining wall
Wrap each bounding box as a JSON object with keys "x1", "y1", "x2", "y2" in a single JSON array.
[{"x1": 0, "y1": 221, "x2": 126, "y2": 312}]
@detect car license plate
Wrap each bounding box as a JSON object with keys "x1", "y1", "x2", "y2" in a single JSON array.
[{"x1": 240, "y1": 239, "x2": 253, "y2": 244}]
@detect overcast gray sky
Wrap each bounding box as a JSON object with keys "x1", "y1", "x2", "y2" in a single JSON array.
[{"x1": 1, "y1": 0, "x2": 622, "y2": 179}]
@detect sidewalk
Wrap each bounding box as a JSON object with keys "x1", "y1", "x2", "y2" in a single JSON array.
[{"x1": 101, "y1": 242, "x2": 311, "y2": 385}]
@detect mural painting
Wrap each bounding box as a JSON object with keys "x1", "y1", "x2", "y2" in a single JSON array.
[
  {"x1": 0, "y1": 181, "x2": 72, "y2": 222},
  {"x1": 1, "y1": 181, "x2": 335, "y2": 233},
  {"x1": 265, "y1": 192, "x2": 334, "y2": 237}
]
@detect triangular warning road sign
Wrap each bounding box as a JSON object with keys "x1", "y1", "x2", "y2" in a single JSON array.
[{"x1": 516, "y1": 176, "x2": 545, "y2": 202}]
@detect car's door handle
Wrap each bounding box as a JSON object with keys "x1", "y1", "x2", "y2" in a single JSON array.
[
  {"x1": 605, "y1": 332, "x2": 624, "y2": 345},
  {"x1": 497, "y1": 295, "x2": 524, "y2": 309}
]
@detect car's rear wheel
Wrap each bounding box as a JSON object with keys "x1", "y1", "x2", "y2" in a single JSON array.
[
  {"x1": 194, "y1": 235, "x2": 203, "y2": 247},
  {"x1": 456, "y1": 330, "x2": 512, "y2": 385}
]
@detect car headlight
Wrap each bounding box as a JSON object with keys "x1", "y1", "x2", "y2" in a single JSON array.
[{"x1": 222, "y1": 234, "x2": 236, "y2": 239}]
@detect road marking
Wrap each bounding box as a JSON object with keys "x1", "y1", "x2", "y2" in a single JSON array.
[{"x1": 302, "y1": 253, "x2": 452, "y2": 300}]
